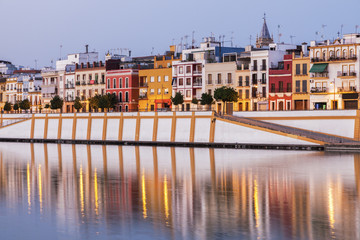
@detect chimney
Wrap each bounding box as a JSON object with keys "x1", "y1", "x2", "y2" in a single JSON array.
[
  {"x1": 301, "y1": 42, "x2": 308, "y2": 57},
  {"x1": 85, "y1": 44, "x2": 89, "y2": 53},
  {"x1": 129, "y1": 50, "x2": 132, "y2": 57}
]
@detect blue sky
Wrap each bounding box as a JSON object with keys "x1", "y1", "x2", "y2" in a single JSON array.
[{"x1": 1, "y1": 0, "x2": 359, "y2": 68}]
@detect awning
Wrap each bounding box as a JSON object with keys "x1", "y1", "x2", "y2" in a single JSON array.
[{"x1": 309, "y1": 63, "x2": 328, "y2": 73}]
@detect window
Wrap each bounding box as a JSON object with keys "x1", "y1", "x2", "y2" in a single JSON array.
[
  {"x1": 95, "y1": 74, "x2": 98, "y2": 81},
  {"x1": 208, "y1": 74, "x2": 212, "y2": 84},
  {"x1": 125, "y1": 105, "x2": 128, "y2": 112},
  {"x1": 287, "y1": 83, "x2": 291, "y2": 92},
  {"x1": 217, "y1": 73, "x2": 221, "y2": 84},
  {"x1": 164, "y1": 76, "x2": 169, "y2": 82},
  {"x1": 245, "y1": 76, "x2": 249, "y2": 86},
  {"x1": 119, "y1": 92, "x2": 122, "y2": 102},
  {"x1": 89, "y1": 74, "x2": 92, "y2": 81},
  {"x1": 227, "y1": 73, "x2": 232, "y2": 83},
  {"x1": 150, "y1": 76, "x2": 155, "y2": 82},
  {"x1": 119, "y1": 78, "x2": 123, "y2": 88},
  {"x1": 107, "y1": 79, "x2": 111, "y2": 88},
  {"x1": 186, "y1": 78, "x2": 191, "y2": 85},
  {"x1": 239, "y1": 90, "x2": 243, "y2": 99},
  {"x1": 186, "y1": 66, "x2": 191, "y2": 73},
  {"x1": 186, "y1": 90, "x2": 191, "y2": 98},
  {"x1": 253, "y1": 60, "x2": 257, "y2": 70},
  {"x1": 158, "y1": 88, "x2": 161, "y2": 95},
  {"x1": 262, "y1": 87, "x2": 266, "y2": 97},
  {"x1": 336, "y1": 49, "x2": 340, "y2": 58},
  {"x1": 271, "y1": 83, "x2": 275, "y2": 93},
  {"x1": 238, "y1": 76, "x2": 243, "y2": 86},
  {"x1": 279, "y1": 81, "x2": 284, "y2": 92},
  {"x1": 302, "y1": 64, "x2": 307, "y2": 75},
  {"x1": 158, "y1": 76, "x2": 161, "y2": 82},
  {"x1": 150, "y1": 89, "x2": 154, "y2": 95},
  {"x1": 125, "y1": 78, "x2": 129, "y2": 88},
  {"x1": 77, "y1": 75, "x2": 80, "y2": 81},
  {"x1": 296, "y1": 80, "x2": 301, "y2": 92},
  {"x1": 350, "y1": 49, "x2": 354, "y2": 58},
  {"x1": 179, "y1": 78, "x2": 184, "y2": 86},
  {"x1": 208, "y1": 89, "x2": 212, "y2": 95},
  {"x1": 113, "y1": 78, "x2": 116, "y2": 88},
  {"x1": 245, "y1": 89, "x2": 249, "y2": 99},
  {"x1": 262, "y1": 73, "x2": 266, "y2": 83},
  {"x1": 296, "y1": 64, "x2": 300, "y2": 75},
  {"x1": 164, "y1": 88, "x2": 169, "y2": 94},
  {"x1": 179, "y1": 67, "x2": 183, "y2": 74},
  {"x1": 302, "y1": 80, "x2": 307, "y2": 93},
  {"x1": 343, "y1": 49, "x2": 347, "y2": 58},
  {"x1": 83, "y1": 74, "x2": 86, "y2": 81},
  {"x1": 125, "y1": 92, "x2": 129, "y2": 102},
  {"x1": 322, "y1": 51, "x2": 326, "y2": 60}
]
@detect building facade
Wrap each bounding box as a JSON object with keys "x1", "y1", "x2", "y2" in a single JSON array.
[{"x1": 292, "y1": 49, "x2": 310, "y2": 110}]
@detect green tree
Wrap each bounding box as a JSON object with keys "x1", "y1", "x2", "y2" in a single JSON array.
[
  {"x1": 44, "y1": 104, "x2": 50, "y2": 109},
  {"x1": 214, "y1": 86, "x2": 238, "y2": 114},
  {"x1": 19, "y1": 99, "x2": 31, "y2": 112},
  {"x1": 13, "y1": 103, "x2": 19, "y2": 113},
  {"x1": 74, "y1": 97, "x2": 83, "y2": 112},
  {"x1": 200, "y1": 93, "x2": 214, "y2": 110},
  {"x1": 191, "y1": 97, "x2": 199, "y2": 104},
  {"x1": 98, "y1": 95, "x2": 110, "y2": 112},
  {"x1": 171, "y1": 92, "x2": 184, "y2": 111},
  {"x1": 3, "y1": 102, "x2": 12, "y2": 112},
  {"x1": 89, "y1": 95, "x2": 101, "y2": 111},
  {"x1": 106, "y1": 93, "x2": 117, "y2": 110},
  {"x1": 50, "y1": 95, "x2": 64, "y2": 112}
]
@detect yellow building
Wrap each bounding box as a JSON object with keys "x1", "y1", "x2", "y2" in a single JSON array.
[
  {"x1": 235, "y1": 63, "x2": 251, "y2": 111},
  {"x1": 139, "y1": 47, "x2": 181, "y2": 111},
  {"x1": 292, "y1": 52, "x2": 310, "y2": 110}
]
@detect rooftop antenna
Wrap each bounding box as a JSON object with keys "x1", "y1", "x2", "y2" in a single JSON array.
[
  {"x1": 51, "y1": 60, "x2": 54, "y2": 68},
  {"x1": 151, "y1": 47, "x2": 154, "y2": 55},
  {"x1": 321, "y1": 24, "x2": 327, "y2": 40},
  {"x1": 315, "y1": 31, "x2": 320, "y2": 41},
  {"x1": 59, "y1": 45, "x2": 63, "y2": 60},
  {"x1": 222, "y1": 35, "x2": 225, "y2": 46},
  {"x1": 249, "y1": 35, "x2": 252, "y2": 45},
  {"x1": 184, "y1": 35, "x2": 189, "y2": 49},
  {"x1": 290, "y1": 35, "x2": 296, "y2": 44},
  {"x1": 192, "y1": 31, "x2": 195, "y2": 48},
  {"x1": 277, "y1": 25, "x2": 282, "y2": 43},
  {"x1": 230, "y1": 31, "x2": 234, "y2": 47},
  {"x1": 340, "y1": 24, "x2": 344, "y2": 37},
  {"x1": 356, "y1": 25, "x2": 359, "y2": 34},
  {"x1": 34, "y1": 59, "x2": 37, "y2": 69}
]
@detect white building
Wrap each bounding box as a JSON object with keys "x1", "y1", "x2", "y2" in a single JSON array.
[
  {"x1": 55, "y1": 46, "x2": 98, "y2": 71},
  {"x1": 309, "y1": 33, "x2": 360, "y2": 110},
  {"x1": 0, "y1": 61, "x2": 17, "y2": 76}
]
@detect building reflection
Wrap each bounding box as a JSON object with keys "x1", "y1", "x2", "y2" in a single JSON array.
[{"x1": 0, "y1": 144, "x2": 359, "y2": 239}]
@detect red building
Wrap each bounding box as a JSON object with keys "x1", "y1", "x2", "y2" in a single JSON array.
[
  {"x1": 105, "y1": 69, "x2": 139, "y2": 112},
  {"x1": 269, "y1": 55, "x2": 293, "y2": 111}
]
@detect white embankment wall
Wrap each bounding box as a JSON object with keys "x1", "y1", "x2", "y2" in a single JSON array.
[
  {"x1": 234, "y1": 110, "x2": 358, "y2": 139},
  {"x1": 0, "y1": 112, "x2": 322, "y2": 145}
]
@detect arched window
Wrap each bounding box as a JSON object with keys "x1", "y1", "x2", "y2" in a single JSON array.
[
  {"x1": 125, "y1": 78, "x2": 129, "y2": 88},
  {"x1": 119, "y1": 78, "x2": 122, "y2": 88},
  {"x1": 125, "y1": 105, "x2": 128, "y2": 112},
  {"x1": 113, "y1": 78, "x2": 116, "y2": 88},
  {"x1": 329, "y1": 50, "x2": 334, "y2": 58},
  {"x1": 336, "y1": 49, "x2": 340, "y2": 58},
  {"x1": 322, "y1": 51, "x2": 326, "y2": 60},
  {"x1": 119, "y1": 105, "x2": 122, "y2": 112},
  {"x1": 316, "y1": 51, "x2": 320, "y2": 58},
  {"x1": 125, "y1": 92, "x2": 129, "y2": 102},
  {"x1": 107, "y1": 79, "x2": 111, "y2": 89},
  {"x1": 350, "y1": 49, "x2": 354, "y2": 58},
  {"x1": 343, "y1": 49, "x2": 347, "y2": 58},
  {"x1": 119, "y1": 92, "x2": 122, "y2": 102}
]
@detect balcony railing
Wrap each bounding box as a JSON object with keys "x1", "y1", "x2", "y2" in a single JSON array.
[
  {"x1": 260, "y1": 65, "x2": 267, "y2": 71},
  {"x1": 259, "y1": 79, "x2": 266, "y2": 84},
  {"x1": 251, "y1": 66, "x2": 257, "y2": 71},
  {"x1": 226, "y1": 79, "x2": 232, "y2": 84},
  {"x1": 139, "y1": 82, "x2": 148, "y2": 87},
  {"x1": 338, "y1": 86, "x2": 356, "y2": 92},
  {"x1": 311, "y1": 56, "x2": 357, "y2": 62},
  {"x1": 81, "y1": 81, "x2": 86, "y2": 85},
  {"x1": 193, "y1": 81, "x2": 202, "y2": 86},
  {"x1": 76, "y1": 81, "x2": 81, "y2": 86},
  {"x1": 252, "y1": 78, "x2": 257, "y2": 85},
  {"x1": 237, "y1": 65, "x2": 249, "y2": 70},
  {"x1": 193, "y1": 71, "x2": 202, "y2": 75},
  {"x1": 66, "y1": 96, "x2": 74, "y2": 101},
  {"x1": 337, "y1": 71, "x2": 356, "y2": 77},
  {"x1": 310, "y1": 87, "x2": 328, "y2": 93},
  {"x1": 139, "y1": 94, "x2": 147, "y2": 99},
  {"x1": 207, "y1": 80, "x2": 213, "y2": 85},
  {"x1": 311, "y1": 72, "x2": 329, "y2": 78},
  {"x1": 65, "y1": 83, "x2": 74, "y2": 89},
  {"x1": 216, "y1": 79, "x2": 222, "y2": 84},
  {"x1": 269, "y1": 88, "x2": 290, "y2": 93}
]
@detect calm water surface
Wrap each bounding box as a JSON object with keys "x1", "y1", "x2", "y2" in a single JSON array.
[{"x1": 0, "y1": 143, "x2": 359, "y2": 240}]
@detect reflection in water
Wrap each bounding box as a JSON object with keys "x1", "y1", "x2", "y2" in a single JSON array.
[{"x1": 0, "y1": 143, "x2": 359, "y2": 239}]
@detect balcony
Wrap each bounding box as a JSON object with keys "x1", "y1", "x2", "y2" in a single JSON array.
[
  {"x1": 139, "y1": 94, "x2": 147, "y2": 99},
  {"x1": 139, "y1": 82, "x2": 148, "y2": 88},
  {"x1": 193, "y1": 71, "x2": 202, "y2": 75},
  {"x1": 76, "y1": 81, "x2": 81, "y2": 86},
  {"x1": 260, "y1": 65, "x2": 267, "y2": 71},
  {"x1": 65, "y1": 83, "x2": 74, "y2": 89},
  {"x1": 66, "y1": 96, "x2": 74, "y2": 102},
  {"x1": 237, "y1": 65, "x2": 249, "y2": 70},
  {"x1": 259, "y1": 79, "x2": 266, "y2": 84},
  {"x1": 226, "y1": 79, "x2": 232, "y2": 84},
  {"x1": 81, "y1": 81, "x2": 86, "y2": 85},
  {"x1": 310, "y1": 72, "x2": 329, "y2": 78},
  {"x1": 310, "y1": 87, "x2": 328, "y2": 93},
  {"x1": 193, "y1": 80, "x2": 202, "y2": 86},
  {"x1": 295, "y1": 72, "x2": 308, "y2": 76},
  {"x1": 311, "y1": 56, "x2": 357, "y2": 62},
  {"x1": 337, "y1": 71, "x2": 356, "y2": 77},
  {"x1": 338, "y1": 86, "x2": 356, "y2": 92},
  {"x1": 252, "y1": 78, "x2": 257, "y2": 85},
  {"x1": 269, "y1": 88, "x2": 290, "y2": 93},
  {"x1": 251, "y1": 66, "x2": 258, "y2": 71},
  {"x1": 216, "y1": 79, "x2": 222, "y2": 85}
]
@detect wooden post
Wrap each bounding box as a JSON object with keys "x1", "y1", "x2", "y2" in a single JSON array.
[
  {"x1": 44, "y1": 114, "x2": 49, "y2": 139},
  {"x1": 135, "y1": 112, "x2": 140, "y2": 141},
  {"x1": 189, "y1": 112, "x2": 196, "y2": 142},
  {"x1": 87, "y1": 113, "x2": 92, "y2": 140},
  {"x1": 102, "y1": 113, "x2": 108, "y2": 141},
  {"x1": 118, "y1": 113, "x2": 124, "y2": 141},
  {"x1": 171, "y1": 112, "x2": 176, "y2": 142},
  {"x1": 72, "y1": 113, "x2": 77, "y2": 140},
  {"x1": 152, "y1": 112, "x2": 158, "y2": 142},
  {"x1": 58, "y1": 114, "x2": 63, "y2": 140},
  {"x1": 209, "y1": 111, "x2": 216, "y2": 143},
  {"x1": 30, "y1": 114, "x2": 35, "y2": 139}
]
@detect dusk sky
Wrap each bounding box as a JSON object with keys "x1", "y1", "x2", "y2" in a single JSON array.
[{"x1": 1, "y1": 0, "x2": 359, "y2": 68}]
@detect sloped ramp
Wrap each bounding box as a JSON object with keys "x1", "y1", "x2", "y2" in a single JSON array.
[{"x1": 218, "y1": 115, "x2": 359, "y2": 145}]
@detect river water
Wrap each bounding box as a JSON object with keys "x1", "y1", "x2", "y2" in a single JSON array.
[{"x1": 0, "y1": 143, "x2": 359, "y2": 240}]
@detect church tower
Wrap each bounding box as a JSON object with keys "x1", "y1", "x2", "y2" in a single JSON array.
[{"x1": 256, "y1": 13, "x2": 274, "y2": 48}]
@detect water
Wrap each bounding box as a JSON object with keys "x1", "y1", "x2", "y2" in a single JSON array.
[{"x1": 0, "y1": 143, "x2": 359, "y2": 240}]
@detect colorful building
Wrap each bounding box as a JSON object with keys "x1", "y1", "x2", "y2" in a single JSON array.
[
  {"x1": 309, "y1": 34, "x2": 360, "y2": 110},
  {"x1": 75, "y1": 61, "x2": 106, "y2": 112},
  {"x1": 292, "y1": 47, "x2": 310, "y2": 110},
  {"x1": 236, "y1": 51, "x2": 251, "y2": 111},
  {"x1": 105, "y1": 69, "x2": 139, "y2": 112},
  {"x1": 269, "y1": 54, "x2": 293, "y2": 111}
]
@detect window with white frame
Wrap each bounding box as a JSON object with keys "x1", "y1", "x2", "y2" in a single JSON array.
[{"x1": 164, "y1": 76, "x2": 169, "y2": 82}]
